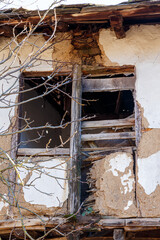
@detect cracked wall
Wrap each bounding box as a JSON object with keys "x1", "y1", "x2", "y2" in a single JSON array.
[
  {"x1": 1, "y1": 24, "x2": 160, "y2": 218},
  {"x1": 94, "y1": 24, "x2": 160, "y2": 217},
  {"x1": 0, "y1": 33, "x2": 79, "y2": 218},
  {"x1": 13, "y1": 156, "x2": 68, "y2": 217},
  {"x1": 89, "y1": 152, "x2": 137, "y2": 217}
]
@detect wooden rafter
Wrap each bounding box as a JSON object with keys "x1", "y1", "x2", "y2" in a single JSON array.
[
  {"x1": 109, "y1": 15, "x2": 126, "y2": 39},
  {"x1": 1, "y1": 2, "x2": 160, "y2": 34}
]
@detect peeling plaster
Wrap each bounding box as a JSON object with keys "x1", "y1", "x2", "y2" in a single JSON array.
[
  {"x1": 108, "y1": 153, "x2": 132, "y2": 176},
  {"x1": 120, "y1": 170, "x2": 134, "y2": 194},
  {"x1": 138, "y1": 150, "x2": 160, "y2": 195},
  {"x1": 124, "y1": 200, "x2": 133, "y2": 211},
  {"x1": 99, "y1": 25, "x2": 160, "y2": 128},
  {"x1": 89, "y1": 153, "x2": 137, "y2": 217},
  {"x1": 0, "y1": 37, "x2": 19, "y2": 132},
  {"x1": 18, "y1": 158, "x2": 68, "y2": 208}
]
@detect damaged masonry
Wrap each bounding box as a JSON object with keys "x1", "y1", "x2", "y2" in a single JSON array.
[{"x1": 1, "y1": 0, "x2": 160, "y2": 239}]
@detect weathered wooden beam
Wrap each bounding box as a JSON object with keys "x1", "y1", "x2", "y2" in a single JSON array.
[
  {"x1": 98, "y1": 219, "x2": 125, "y2": 228},
  {"x1": 23, "y1": 70, "x2": 71, "y2": 77},
  {"x1": 17, "y1": 148, "x2": 70, "y2": 156},
  {"x1": 81, "y1": 132, "x2": 135, "y2": 142},
  {"x1": 109, "y1": 15, "x2": 126, "y2": 39},
  {"x1": 69, "y1": 64, "x2": 82, "y2": 214},
  {"x1": 1, "y1": 217, "x2": 160, "y2": 235},
  {"x1": 113, "y1": 229, "x2": 125, "y2": 240},
  {"x1": 22, "y1": 65, "x2": 135, "y2": 78},
  {"x1": 0, "y1": 217, "x2": 66, "y2": 231},
  {"x1": 126, "y1": 218, "x2": 160, "y2": 227},
  {"x1": 82, "y1": 65, "x2": 135, "y2": 76},
  {"x1": 1, "y1": 2, "x2": 160, "y2": 29},
  {"x1": 82, "y1": 76, "x2": 135, "y2": 92},
  {"x1": 82, "y1": 118, "x2": 135, "y2": 129},
  {"x1": 81, "y1": 146, "x2": 136, "y2": 153}
]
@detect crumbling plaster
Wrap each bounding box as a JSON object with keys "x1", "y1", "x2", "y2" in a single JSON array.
[
  {"x1": 0, "y1": 34, "x2": 76, "y2": 214},
  {"x1": 98, "y1": 25, "x2": 160, "y2": 216},
  {"x1": 15, "y1": 156, "x2": 68, "y2": 217},
  {"x1": 90, "y1": 152, "x2": 137, "y2": 217},
  {"x1": 1, "y1": 24, "x2": 160, "y2": 217},
  {"x1": 99, "y1": 25, "x2": 160, "y2": 128}
]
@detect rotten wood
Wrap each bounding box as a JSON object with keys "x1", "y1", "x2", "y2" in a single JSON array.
[
  {"x1": 0, "y1": 217, "x2": 66, "y2": 232},
  {"x1": 23, "y1": 65, "x2": 135, "y2": 78},
  {"x1": 17, "y1": 148, "x2": 70, "y2": 156},
  {"x1": 82, "y1": 65, "x2": 135, "y2": 77},
  {"x1": 81, "y1": 146, "x2": 136, "y2": 153},
  {"x1": 82, "y1": 118, "x2": 135, "y2": 129},
  {"x1": 126, "y1": 218, "x2": 160, "y2": 227},
  {"x1": 110, "y1": 15, "x2": 126, "y2": 39},
  {"x1": 1, "y1": 217, "x2": 160, "y2": 235},
  {"x1": 82, "y1": 76, "x2": 135, "y2": 92},
  {"x1": 81, "y1": 132, "x2": 135, "y2": 142},
  {"x1": 1, "y1": 2, "x2": 160, "y2": 26},
  {"x1": 23, "y1": 70, "x2": 72, "y2": 77},
  {"x1": 82, "y1": 149, "x2": 134, "y2": 163},
  {"x1": 113, "y1": 229, "x2": 125, "y2": 240},
  {"x1": 69, "y1": 64, "x2": 82, "y2": 214}
]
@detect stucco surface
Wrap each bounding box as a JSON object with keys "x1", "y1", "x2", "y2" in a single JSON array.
[
  {"x1": 90, "y1": 152, "x2": 137, "y2": 217},
  {"x1": 99, "y1": 25, "x2": 160, "y2": 128},
  {"x1": 1, "y1": 25, "x2": 160, "y2": 218},
  {"x1": 98, "y1": 25, "x2": 160, "y2": 217},
  {"x1": 14, "y1": 156, "x2": 68, "y2": 217}
]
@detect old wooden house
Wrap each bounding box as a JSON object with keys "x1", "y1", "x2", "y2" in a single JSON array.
[{"x1": 0, "y1": 0, "x2": 160, "y2": 239}]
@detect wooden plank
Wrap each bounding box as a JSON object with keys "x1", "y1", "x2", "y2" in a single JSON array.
[
  {"x1": 22, "y1": 65, "x2": 135, "y2": 78},
  {"x1": 0, "y1": 217, "x2": 65, "y2": 230},
  {"x1": 17, "y1": 148, "x2": 70, "y2": 156},
  {"x1": 126, "y1": 218, "x2": 160, "y2": 227},
  {"x1": 69, "y1": 64, "x2": 82, "y2": 214},
  {"x1": 23, "y1": 71, "x2": 71, "y2": 77},
  {"x1": 81, "y1": 132, "x2": 135, "y2": 142},
  {"x1": 1, "y1": 217, "x2": 160, "y2": 235},
  {"x1": 113, "y1": 229, "x2": 125, "y2": 240},
  {"x1": 98, "y1": 219, "x2": 125, "y2": 228},
  {"x1": 82, "y1": 76, "x2": 135, "y2": 92},
  {"x1": 82, "y1": 65, "x2": 135, "y2": 77},
  {"x1": 82, "y1": 118, "x2": 135, "y2": 129},
  {"x1": 81, "y1": 146, "x2": 136, "y2": 152}
]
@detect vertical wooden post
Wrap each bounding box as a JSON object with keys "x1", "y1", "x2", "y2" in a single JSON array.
[
  {"x1": 69, "y1": 64, "x2": 82, "y2": 215},
  {"x1": 113, "y1": 229, "x2": 125, "y2": 240}
]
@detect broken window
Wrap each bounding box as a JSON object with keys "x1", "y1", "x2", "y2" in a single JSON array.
[
  {"x1": 80, "y1": 69, "x2": 136, "y2": 206},
  {"x1": 18, "y1": 75, "x2": 71, "y2": 150},
  {"x1": 81, "y1": 73, "x2": 136, "y2": 150}
]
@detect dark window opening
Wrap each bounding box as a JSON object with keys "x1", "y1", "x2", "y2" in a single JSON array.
[
  {"x1": 82, "y1": 90, "x2": 134, "y2": 121},
  {"x1": 19, "y1": 76, "x2": 71, "y2": 148}
]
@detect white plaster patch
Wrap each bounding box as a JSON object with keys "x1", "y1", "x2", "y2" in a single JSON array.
[
  {"x1": 124, "y1": 200, "x2": 133, "y2": 211},
  {"x1": 107, "y1": 153, "x2": 132, "y2": 176},
  {"x1": 18, "y1": 158, "x2": 68, "y2": 208},
  {"x1": 120, "y1": 170, "x2": 134, "y2": 194},
  {"x1": 138, "y1": 150, "x2": 160, "y2": 195}
]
